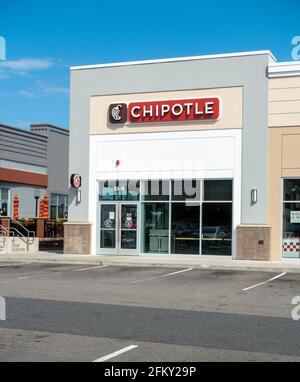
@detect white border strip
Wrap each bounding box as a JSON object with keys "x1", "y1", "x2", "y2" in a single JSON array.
[
  {"x1": 71, "y1": 51, "x2": 276, "y2": 71},
  {"x1": 93, "y1": 345, "x2": 138, "y2": 362},
  {"x1": 242, "y1": 272, "x2": 287, "y2": 291},
  {"x1": 268, "y1": 62, "x2": 300, "y2": 78}
]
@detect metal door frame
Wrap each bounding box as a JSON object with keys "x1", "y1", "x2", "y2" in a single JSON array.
[{"x1": 99, "y1": 201, "x2": 139, "y2": 255}]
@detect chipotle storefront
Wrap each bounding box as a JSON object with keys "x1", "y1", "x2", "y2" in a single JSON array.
[{"x1": 66, "y1": 51, "x2": 283, "y2": 260}]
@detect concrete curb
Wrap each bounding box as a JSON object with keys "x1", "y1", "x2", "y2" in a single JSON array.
[{"x1": 1, "y1": 253, "x2": 300, "y2": 273}]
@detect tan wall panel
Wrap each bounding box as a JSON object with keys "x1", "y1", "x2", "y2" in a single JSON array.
[
  {"x1": 90, "y1": 87, "x2": 243, "y2": 135},
  {"x1": 269, "y1": 77, "x2": 300, "y2": 128},
  {"x1": 282, "y1": 169, "x2": 300, "y2": 177},
  {"x1": 269, "y1": 113, "x2": 300, "y2": 127},
  {"x1": 282, "y1": 134, "x2": 300, "y2": 169},
  {"x1": 268, "y1": 126, "x2": 300, "y2": 261},
  {"x1": 269, "y1": 77, "x2": 300, "y2": 89},
  {"x1": 269, "y1": 87, "x2": 300, "y2": 102},
  {"x1": 269, "y1": 100, "x2": 300, "y2": 114}
]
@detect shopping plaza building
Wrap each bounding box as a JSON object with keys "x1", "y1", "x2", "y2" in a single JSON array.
[
  {"x1": 65, "y1": 50, "x2": 300, "y2": 261},
  {"x1": 0, "y1": 123, "x2": 69, "y2": 219}
]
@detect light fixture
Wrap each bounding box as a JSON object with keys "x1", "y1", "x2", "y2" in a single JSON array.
[
  {"x1": 251, "y1": 189, "x2": 258, "y2": 205},
  {"x1": 34, "y1": 188, "x2": 41, "y2": 198},
  {"x1": 34, "y1": 188, "x2": 41, "y2": 217},
  {"x1": 76, "y1": 189, "x2": 81, "y2": 204}
]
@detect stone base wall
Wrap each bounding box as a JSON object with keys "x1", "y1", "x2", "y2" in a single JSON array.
[
  {"x1": 64, "y1": 222, "x2": 92, "y2": 255},
  {"x1": 236, "y1": 225, "x2": 271, "y2": 261}
]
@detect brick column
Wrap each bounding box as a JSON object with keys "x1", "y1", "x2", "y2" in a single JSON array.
[
  {"x1": 236, "y1": 225, "x2": 271, "y2": 261},
  {"x1": 64, "y1": 222, "x2": 92, "y2": 255},
  {"x1": 36, "y1": 218, "x2": 46, "y2": 238},
  {"x1": 0, "y1": 217, "x2": 10, "y2": 237}
]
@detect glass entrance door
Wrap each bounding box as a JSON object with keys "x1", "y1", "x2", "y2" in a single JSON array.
[
  {"x1": 99, "y1": 203, "x2": 138, "y2": 255},
  {"x1": 100, "y1": 204, "x2": 117, "y2": 251},
  {"x1": 119, "y1": 204, "x2": 138, "y2": 253}
]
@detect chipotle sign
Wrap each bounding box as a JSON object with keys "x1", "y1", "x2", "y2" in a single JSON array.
[{"x1": 109, "y1": 97, "x2": 221, "y2": 125}]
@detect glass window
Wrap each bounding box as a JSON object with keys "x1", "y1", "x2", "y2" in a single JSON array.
[
  {"x1": 282, "y1": 202, "x2": 300, "y2": 259},
  {"x1": 204, "y1": 180, "x2": 233, "y2": 201},
  {"x1": 100, "y1": 205, "x2": 116, "y2": 249},
  {"x1": 171, "y1": 203, "x2": 200, "y2": 254},
  {"x1": 172, "y1": 180, "x2": 201, "y2": 201},
  {"x1": 50, "y1": 205, "x2": 57, "y2": 220},
  {"x1": 101, "y1": 230, "x2": 116, "y2": 249},
  {"x1": 284, "y1": 179, "x2": 300, "y2": 201},
  {"x1": 141, "y1": 203, "x2": 169, "y2": 253},
  {"x1": 202, "y1": 203, "x2": 232, "y2": 256},
  {"x1": 0, "y1": 188, "x2": 9, "y2": 217},
  {"x1": 58, "y1": 194, "x2": 65, "y2": 205},
  {"x1": 51, "y1": 193, "x2": 58, "y2": 205},
  {"x1": 99, "y1": 180, "x2": 140, "y2": 201},
  {"x1": 141, "y1": 180, "x2": 169, "y2": 201},
  {"x1": 120, "y1": 205, "x2": 137, "y2": 250},
  {"x1": 58, "y1": 205, "x2": 64, "y2": 219},
  {"x1": 50, "y1": 193, "x2": 68, "y2": 219}
]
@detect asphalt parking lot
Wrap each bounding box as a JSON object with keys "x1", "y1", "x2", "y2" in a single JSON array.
[{"x1": 0, "y1": 262, "x2": 300, "y2": 362}]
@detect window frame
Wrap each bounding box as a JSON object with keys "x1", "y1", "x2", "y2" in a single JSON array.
[{"x1": 50, "y1": 193, "x2": 68, "y2": 220}]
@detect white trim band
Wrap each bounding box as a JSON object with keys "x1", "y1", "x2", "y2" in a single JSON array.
[
  {"x1": 268, "y1": 61, "x2": 300, "y2": 78},
  {"x1": 71, "y1": 51, "x2": 276, "y2": 71}
]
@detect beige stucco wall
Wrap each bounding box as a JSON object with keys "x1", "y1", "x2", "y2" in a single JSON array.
[
  {"x1": 90, "y1": 87, "x2": 243, "y2": 135},
  {"x1": 269, "y1": 77, "x2": 300, "y2": 127},
  {"x1": 268, "y1": 76, "x2": 300, "y2": 260}
]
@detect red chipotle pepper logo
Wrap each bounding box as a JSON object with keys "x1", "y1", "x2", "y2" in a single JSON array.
[{"x1": 109, "y1": 98, "x2": 221, "y2": 125}]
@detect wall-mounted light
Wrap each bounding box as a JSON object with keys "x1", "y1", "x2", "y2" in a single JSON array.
[
  {"x1": 251, "y1": 189, "x2": 258, "y2": 205},
  {"x1": 76, "y1": 189, "x2": 81, "y2": 204}
]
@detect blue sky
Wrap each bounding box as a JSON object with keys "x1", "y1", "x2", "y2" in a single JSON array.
[{"x1": 0, "y1": 0, "x2": 299, "y2": 130}]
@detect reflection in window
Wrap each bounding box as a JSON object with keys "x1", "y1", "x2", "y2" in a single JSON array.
[
  {"x1": 142, "y1": 181, "x2": 169, "y2": 201},
  {"x1": 284, "y1": 179, "x2": 300, "y2": 201},
  {"x1": 99, "y1": 180, "x2": 140, "y2": 201},
  {"x1": 172, "y1": 180, "x2": 200, "y2": 201},
  {"x1": 141, "y1": 203, "x2": 169, "y2": 253},
  {"x1": 202, "y1": 203, "x2": 232, "y2": 256},
  {"x1": 0, "y1": 188, "x2": 9, "y2": 217},
  {"x1": 171, "y1": 204, "x2": 200, "y2": 254},
  {"x1": 100, "y1": 205, "x2": 116, "y2": 249},
  {"x1": 50, "y1": 193, "x2": 68, "y2": 219}
]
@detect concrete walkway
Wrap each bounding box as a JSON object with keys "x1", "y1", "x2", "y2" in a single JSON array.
[{"x1": 0, "y1": 251, "x2": 300, "y2": 273}]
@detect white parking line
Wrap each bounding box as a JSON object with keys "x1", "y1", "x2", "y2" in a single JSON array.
[
  {"x1": 133, "y1": 268, "x2": 193, "y2": 284},
  {"x1": 17, "y1": 265, "x2": 109, "y2": 279},
  {"x1": 18, "y1": 275, "x2": 40, "y2": 280},
  {"x1": 0, "y1": 263, "x2": 32, "y2": 267},
  {"x1": 93, "y1": 345, "x2": 138, "y2": 362},
  {"x1": 73, "y1": 265, "x2": 108, "y2": 272},
  {"x1": 242, "y1": 272, "x2": 287, "y2": 291}
]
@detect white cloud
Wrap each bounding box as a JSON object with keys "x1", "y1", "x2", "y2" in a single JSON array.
[
  {"x1": 41, "y1": 86, "x2": 69, "y2": 95},
  {"x1": 13, "y1": 120, "x2": 31, "y2": 130},
  {"x1": 0, "y1": 58, "x2": 55, "y2": 71},
  {"x1": 18, "y1": 90, "x2": 36, "y2": 98},
  {"x1": 37, "y1": 80, "x2": 69, "y2": 95}
]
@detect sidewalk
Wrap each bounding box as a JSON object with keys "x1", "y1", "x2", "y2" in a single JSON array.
[{"x1": 1, "y1": 252, "x2": 300, "y2": 273}]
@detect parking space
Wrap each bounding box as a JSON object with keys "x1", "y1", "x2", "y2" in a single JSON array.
[
  {"x1": 0, "y1": 262, "x2": 299, "y2": 361},
  {"x1": 0, "y1": 263, "x2": 298, "y2": 317}
]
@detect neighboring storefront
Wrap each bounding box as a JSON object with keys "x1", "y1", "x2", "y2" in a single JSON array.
[
  {"x1": 66, "y1": 51, "x2": 300, "y2": 261},
  {"x1": 0, "y1": 123, "x2": 69, "y2": 219}
]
